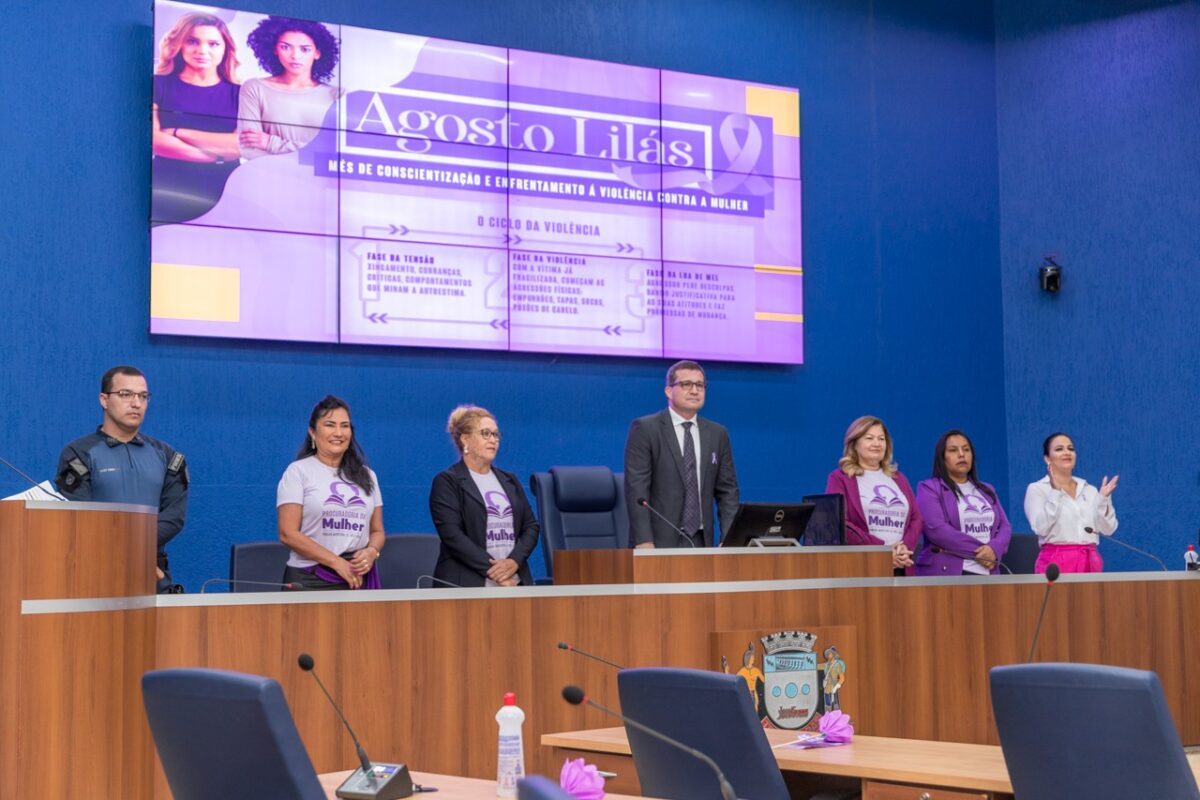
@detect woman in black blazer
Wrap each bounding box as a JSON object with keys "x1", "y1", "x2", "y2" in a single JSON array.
[{"x1": 428, "y1": 405, "x2": 539, "y2": 587}]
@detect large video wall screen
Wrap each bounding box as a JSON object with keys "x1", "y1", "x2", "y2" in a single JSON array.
[{"x1": 150, "y1": 2, "x2": 803, "y2": 363}]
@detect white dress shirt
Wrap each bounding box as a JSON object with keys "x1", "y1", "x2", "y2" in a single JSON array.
[{"x1": 1023, "y1": 475, "x2": 1117, "y2": 546}]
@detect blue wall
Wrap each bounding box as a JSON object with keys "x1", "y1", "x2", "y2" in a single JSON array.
[
  {"x1": 2, "y1": 0, "x2": 1007, "y2": 589},
  {"x1": 995, "y1": 0, "x2": 1200, "y2": 570}
]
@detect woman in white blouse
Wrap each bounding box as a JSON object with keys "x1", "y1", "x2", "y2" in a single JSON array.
[{"x1": 1023, "y1": 432, "x2": 1118, "y2": 573}]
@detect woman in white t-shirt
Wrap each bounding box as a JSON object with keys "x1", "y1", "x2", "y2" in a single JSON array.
[
  {"x1": 825, "y1": 416, "x2": 922, "y2": 571},
  {"x1": 1023, "y1": 432, "x2": 1118, "y2": 574},
  {"x1": 276, "y1": 395, "x2": 384, "y2": 590},
  {"x1": 428, "y1": 405, "x2": 540, "y2": 588},
  {"x1": 915, "y1": 429, "x2": 1012, "y2": 576}
]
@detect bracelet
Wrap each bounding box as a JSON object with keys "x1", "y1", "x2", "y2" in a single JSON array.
[{"x1": 366, "y1": 545, "x2": 380, "y2": 558}]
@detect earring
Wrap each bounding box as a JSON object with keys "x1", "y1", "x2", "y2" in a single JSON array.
[
  {"x1": 463, "y1": 445, "x2": 470, "y2": 455},
  {"x1": 311, "y1": 436, "x2": 316, "y2": 449}
]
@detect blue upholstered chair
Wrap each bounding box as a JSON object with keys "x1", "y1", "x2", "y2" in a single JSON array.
[
  {"x1": 529, "y1": 466, "x2": 629, "y2": 579},
  {"x1": 228, "y1": 540, "x2": 291, "y2": 591},
  {"x1": 802, "y1": 492, "x2": 846, "y2": 545},
  {"x1": 379, "y1": 532, "x2": 441, "y2": 589},
  {"x1": 990, "y1": 662, "x2": 1200, "y2": 800},
  {"x1": 518, "y1": 775, "x2": 575, "y2": 800},
  {"x1": 617, "y1": 667, "x2": 789, "y2": 800},
  {"x1": 1000, "y1": 532, "x2": 1040, "y2": 574},
  {"x1": 141, "y1": 667, "x2": 326, "y2": 800}
]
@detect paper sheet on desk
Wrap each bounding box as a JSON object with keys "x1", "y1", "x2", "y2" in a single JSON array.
[
  {"x1": 775, "y1": 733, "x2": 849, "y2": 750},
  {"x1": 4, "y1": 481, "x2": 64, "y2": 501}
]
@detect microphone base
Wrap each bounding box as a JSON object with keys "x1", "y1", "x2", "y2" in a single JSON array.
[{"x1": 336, "y1": 762, "x2": 414, "y2": 799}]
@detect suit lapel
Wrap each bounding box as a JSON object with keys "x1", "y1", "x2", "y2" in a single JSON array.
[
  {"x1": 698, "y1": 419, "x2": 715, "y2": 490},
  {"x1": 455, "y1": 461, "x2": 487, "y2": 510},
  {"x1": 659, "y1": 410, "x2": 687, "y2": 481}
]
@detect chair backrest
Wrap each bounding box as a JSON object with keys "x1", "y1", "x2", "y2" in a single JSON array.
[
  {"x1": 142, "y1": 668, "x2": 326, "y2": 800},
  {"x1": 518, "y1": 775, "x2": 575, "y2": 800},
  {"x1": 529, "y1": 466, "x2": 629, "y2": 578},
  {"x1": 802, "y1": 493, "x2": 846, "y2": 545},
  {"x1": 617, "y1": 667, "x2": 789, "y2": 800},
  {"x1": 1001, "y1": 532, "x2": 1039, "y2": 574},
  {"x1": 228, "y1": 541, "x2": 291, "y2": 591},
  {"x1": 378, "y1": 533, "x2": 441, "y2": 589},
  {"x1": 989, "y1": 663, "x2": 1200, "y2": 800}
]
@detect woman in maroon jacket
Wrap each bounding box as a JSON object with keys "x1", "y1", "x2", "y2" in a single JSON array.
[{"x1": 825, "y1": 416, "x2": 921, "y2": 571}]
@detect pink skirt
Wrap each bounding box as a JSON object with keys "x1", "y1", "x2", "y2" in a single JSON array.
[{"x1": 1035, "y1": 543, "x2": 1103, "y2": 574}]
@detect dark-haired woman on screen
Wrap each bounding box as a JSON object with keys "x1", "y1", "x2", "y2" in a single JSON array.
[
  {"x1": 277, "y1": 396, "x2": 384, "y2": 590},
  {"x1": 1023, "y1": 432, "x2": 1118, "y2": 574},
  {"x1": 238, "y1": 16, "x2": 342, "y2": 159},
  {"x1": 915, "y1": 430, "x2": 1012, "y2": 576}
]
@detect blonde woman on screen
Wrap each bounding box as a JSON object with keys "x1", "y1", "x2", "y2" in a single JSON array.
[{"x1": 151, "y1": 12, "x2": 242, "y2": 223}]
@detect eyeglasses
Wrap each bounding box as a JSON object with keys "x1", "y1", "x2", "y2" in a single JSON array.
[
  {"x1": 476, "y1": 429, "x2": 502, "y2": 441},
  {"x1": 107, "y1": 390, "x2": 151, "y2": 402},
  {"x1": 670, "y1": 380, "x2": 707, "y2": 391}
]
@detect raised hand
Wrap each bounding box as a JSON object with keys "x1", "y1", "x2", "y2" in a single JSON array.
[{"x1": 1099, "y1": 474, "x2": 1120, "y2": 498}]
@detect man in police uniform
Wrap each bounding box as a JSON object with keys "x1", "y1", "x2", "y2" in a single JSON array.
[{"x1": 56, "y1": 366, "x2": 189, "y2": 593}]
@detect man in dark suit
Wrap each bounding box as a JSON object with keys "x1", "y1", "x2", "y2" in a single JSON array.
[{"x1": 624, "y1": 360, "x2": 740, "y2": 547}]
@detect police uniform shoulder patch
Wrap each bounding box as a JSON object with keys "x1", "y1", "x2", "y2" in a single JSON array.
[
  {"x1": 168, "y1": 452, "x2": 189, "y2": 487},
  {"x1": 60, "y1": 457, "x2": 89, "y2": 488}
]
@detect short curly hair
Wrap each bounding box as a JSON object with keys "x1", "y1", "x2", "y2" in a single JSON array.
[{"x1": 246, "y1": 16, "x2": 339, "y2": 84}]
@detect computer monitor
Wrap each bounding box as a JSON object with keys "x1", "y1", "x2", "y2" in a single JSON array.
[
  {"x1": 720, "y1": 502, "x2": 816, "y2": 548},
  {"x1": 801, "y1": 493, "x2": 846, "y2": 546}
]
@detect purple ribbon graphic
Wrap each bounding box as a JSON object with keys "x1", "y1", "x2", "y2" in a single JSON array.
[{"x1": 612, "y1": 113, "x2": 774, "y2": 196}]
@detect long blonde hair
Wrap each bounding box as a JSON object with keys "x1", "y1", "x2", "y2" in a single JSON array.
[
  {"x1": 446, "y1": 405, "x2": 495, "y2": 454},
  {"x1": 838, "y1": 415, "x2": 897, "y2": 477},
  {"x1": 154, "y1": 13, "x2": 241, "y2": 84}
]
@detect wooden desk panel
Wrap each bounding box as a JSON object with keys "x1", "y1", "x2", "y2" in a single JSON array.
[
  {"x1": 0, "y1": 503, "x2": 158, "y2": 800},
  {"x1": 554, "y1": 547, "x2": 893, "y2": 585},
  {"x1": 547, "y1": 727, "x2": 1200, "y2": 798},
  {"x1": 544, "y1": 726, "x2": 1014, "y2": 797},
  {"x1": 10, "y1": 571, "x2": 1200, "y2": 798}
]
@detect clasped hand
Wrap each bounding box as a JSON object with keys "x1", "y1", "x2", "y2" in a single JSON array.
[{"x1": 487, "y1": 557, "x2": 520, "y2": 587}]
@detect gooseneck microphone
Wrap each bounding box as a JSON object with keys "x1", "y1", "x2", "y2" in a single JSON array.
[
  {"x1": 1087, "y1": 527, "x2": 1167, "y2": 571},
  {"x1": 0, "y1": 454, "x2": 68, "y2": 501},
  {"x1": 298, "y1": 653, "x2": 415, "y2": 799},
  {"x1": 416, "y1": 574, "x2": 462, "y2": 589},
  {"x1": 557, "y1": 641, "x2": 625, "y2": 670},
  {"x1": 924, "y1": 545, "x2": 1014, "y2": 575},
  {"x1": 200, "y1": 577, "x2": 302, "y2": 593},
  {"x1": 1026, "y1": 563, "x2": 1061, "y2": 663},
  {"x1": 636, "y1": 498, "x2": 697, "y2": 548},
  {"x1": 562, "y1": 685, "x2": 738, "y2": 800}
]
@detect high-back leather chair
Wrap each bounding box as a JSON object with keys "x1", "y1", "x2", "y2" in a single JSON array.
[
  {"x1": 617, "y1": 667, "x2": 789, "y2": 800},
  {"x1": 142, "y1": 668, "x2": 326, "y2": 800},
  {"x1": 529, "y1": 466, "x2": 629, "y2": 579},
  {"x1": 990, "y1": 662, "x2": 1200, "y2": 800}
]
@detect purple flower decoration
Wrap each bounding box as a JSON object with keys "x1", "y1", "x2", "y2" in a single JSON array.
[
  {"x1": 560, "y1": 757, "x2": 605, "y2": 799},
  {"x1": 819, "y1": 710, "x2": 854, "y2": 743}
]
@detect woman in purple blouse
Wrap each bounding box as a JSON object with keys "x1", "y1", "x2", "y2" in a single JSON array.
[
  {"x1": 914, "y1": 429, "x2": 1012, "y2": 576},
  {"x1": 151, "y1": 12, "x2": 242, "y2": 224}
]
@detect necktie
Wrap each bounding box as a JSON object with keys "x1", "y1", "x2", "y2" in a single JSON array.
[{"x1": 680, "y1": 421, "x2": 701, "y2": 538}]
